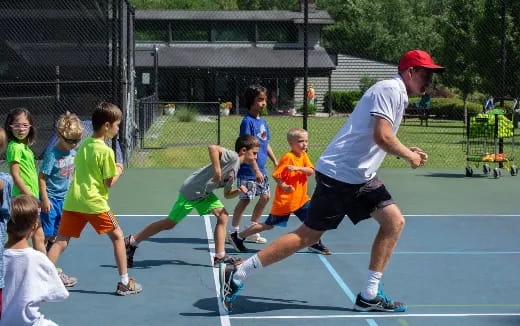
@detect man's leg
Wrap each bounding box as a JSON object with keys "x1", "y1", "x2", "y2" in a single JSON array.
[
  {"x1": 108, "y1": 226, "x2": 143, "y2": 296},
  {"x1": 354, "y1": 203, "x2": 406, "y2": 312},
  {"x1": 369, "y1": 204, "x2": 405, "y2": 273},
  {"x1": 250, "y1": 194, "x2": 269, "y2": 224}
]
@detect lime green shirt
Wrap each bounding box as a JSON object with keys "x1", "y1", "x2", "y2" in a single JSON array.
[
  {"x1": 6, "y1": 140, "x2": 39, "y2": 197},
  {"x1": 63, "y1": 137, "x2": 117, "y2": 214}
]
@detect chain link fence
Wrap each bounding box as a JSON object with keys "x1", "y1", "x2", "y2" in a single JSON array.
[
  {"x1": 126, "y1": 0, "x2": 520, "y2": 170},
  {"x1": 0, "y1": 0, "x2": 134, "y2": 163}
]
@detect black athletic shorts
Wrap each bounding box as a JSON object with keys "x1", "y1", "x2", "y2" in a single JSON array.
[{"x1": 304, "y1": 171, "x2": 395, "y2": 231}]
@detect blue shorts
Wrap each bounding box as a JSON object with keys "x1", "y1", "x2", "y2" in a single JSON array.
[
  {"x1": 264, "y1": 200, "x2": 310, "y2": 227},
  {"x1": 237, "y1": 176, "x2": 271, "y2": 200},
  {"x1": 40, "y1": 197, "x2": 64, "y2": 237}
]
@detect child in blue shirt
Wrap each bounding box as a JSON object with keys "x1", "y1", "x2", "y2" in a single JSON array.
[
  {"x1": 0, "y1": 127, "x2": 12, "y2": 317},
  {"x1": 38, "y1": 112, "x2": 83, "y2": 287},
  {"x1": 230, "y1": 85, "x2": 278, "y2": 244}
]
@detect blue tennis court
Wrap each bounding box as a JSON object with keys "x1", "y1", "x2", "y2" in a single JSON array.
[{"x1": 42, "y1": 211, "x2": 520, "y2": 326}]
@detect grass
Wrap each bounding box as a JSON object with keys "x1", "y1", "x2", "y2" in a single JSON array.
[{"x1": 129, "y1": 114, "x2": 520, "y2": 170}]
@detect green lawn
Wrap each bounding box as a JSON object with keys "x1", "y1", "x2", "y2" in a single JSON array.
[{"x1": 129, "y1": 114, "x2": 520, "y2": 170}]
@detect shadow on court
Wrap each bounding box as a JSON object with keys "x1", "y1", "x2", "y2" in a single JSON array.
[{"x1": 181, "y1": 296, "x2": 354, "y2": 317}]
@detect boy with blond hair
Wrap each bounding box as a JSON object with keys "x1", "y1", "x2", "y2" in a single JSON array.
[
  {"x1": 229, "y1": 128, "x2": 331, "y2": 254},
  {"x1": 39, "y1": 112, "x2": 83, "y2": 287},
  {"x1": 47, "y1": 102, "x2": 142, "y2": 296}
]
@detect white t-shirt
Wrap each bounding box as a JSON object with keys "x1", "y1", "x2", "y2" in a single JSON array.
[
  {"x1": 2, "y1": 248, "x2": 69, "y2": 326},
  {"x1": 316, "y1": 75, "x2": 408, "y2": 184}
]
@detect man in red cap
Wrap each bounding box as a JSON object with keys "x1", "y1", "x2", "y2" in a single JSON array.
[{"x1": 220, "y1": 50, "x2": 444, "y2": 313}]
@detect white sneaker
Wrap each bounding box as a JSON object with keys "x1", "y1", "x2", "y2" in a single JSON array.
[{"x1": 245, "y1": 232, "x2": 267, "y2": 244}]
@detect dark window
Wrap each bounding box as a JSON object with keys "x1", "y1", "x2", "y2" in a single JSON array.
[
  {"x1": 135, "y1": 21, "x2": 168, "y2": 42},
  {"x1": 258, "y1": 23, "x2": 298, "y2": 43},
  {"x1": 214, "y1": 22, "x2": 252, "y2": 42},
  {"x1": 171, "y1": 22, "x2": 209, "y2": 41}
]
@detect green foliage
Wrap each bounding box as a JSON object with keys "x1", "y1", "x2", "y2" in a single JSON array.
[
  {"x1": 297, "y1": 103, "x2": 317, "y2": 115},
  {"x1": 359, "y1": 76, "x2": 378, "y2": 93},
  {"x1": 175, "y1": 105, "x2": 199, "y2": 122},
  {"x1": 322, "y1": 91, "x2": 363, "y2": 113}
]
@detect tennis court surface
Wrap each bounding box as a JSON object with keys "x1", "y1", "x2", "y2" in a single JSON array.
[{"x1": 41, "y1": 168, "x2": 520, "y2": 326}]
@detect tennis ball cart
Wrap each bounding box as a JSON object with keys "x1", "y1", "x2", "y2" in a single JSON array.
[{"x1": 465, "y1": 108, "x2": 517, "y2": 178}]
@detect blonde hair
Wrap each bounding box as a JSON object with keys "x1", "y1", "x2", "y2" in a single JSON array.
[
  {"x1": 57, "y1": 111, "x2": 83, "y2": 139},
  {"x1": 7, "y1": 195, "x2": 40, "y2": 241},
  {"x1": 287, "y1": 128, "x2": 308, "y2": 141}
]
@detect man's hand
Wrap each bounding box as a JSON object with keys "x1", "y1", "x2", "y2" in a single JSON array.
[
  {"x1": 239, "y1": 185, "x2": 248, "y2": 193},
  {"x1": 280, "y1": 183, "x2": 294, "y2": 193},
  {"x1": 410, "y1": 147, "x2": 428, "y2": 166}
]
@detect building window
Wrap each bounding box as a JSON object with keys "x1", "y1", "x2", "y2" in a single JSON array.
[
  {"x1": 171, "y1": 22, "x2": 210, "y2": 41},
  {"x1": 258, "y1": 23, "x2": 298, "y2": 43},
  {"x1": 135, "y1": 21, "x2": 168, "y2": 42},
  {"x1": 214, "y1": 22, "x2": 252, "y2": 42}
]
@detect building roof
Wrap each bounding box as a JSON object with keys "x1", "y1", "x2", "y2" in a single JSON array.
[
  {"x1": 136, "y1": 10, "x2": 334, "y2": 24},
  {"x1": 135, "y1": 45, "x2": 335, "y2": 72}
]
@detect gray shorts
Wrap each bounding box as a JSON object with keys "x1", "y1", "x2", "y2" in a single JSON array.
[
  {"x1": 237, "y1": 176, "x2": 271, "y2": 200},
  {"x1": 304, "y1": 172, "x2": 395, "y2": 231}
]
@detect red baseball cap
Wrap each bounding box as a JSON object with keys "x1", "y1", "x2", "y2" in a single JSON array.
[{"x1": 398, "y1": 50, "x2": 445, "y2": 72}]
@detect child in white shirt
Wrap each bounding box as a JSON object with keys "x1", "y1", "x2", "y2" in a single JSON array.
[{"x1": 2, "y1": 194, "x2": 68, "y2": 326}]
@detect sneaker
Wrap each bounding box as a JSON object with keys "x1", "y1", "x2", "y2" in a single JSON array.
[
  {"x1": 219, "y1": 263, "x2": 243, "y2": 312},
  {"x1": 308, "y1": 240, "x2": 332, "y2": 255},
  {"x1": 229, "y1": 231, "x2": 249, "y2": 252},
  {"x1": 116, "y1": 278, "x2": 143, "y2": 296},
  {"x1": 245, "y1": 232, "x2": 267, "y2": 244},
  {"x1": 57, "y1": 268, "x2": 78, "y2": 287},
  {"x1": 353, "y1": 290, "x2": 407, "y2": 312},
  {"x1": 213, "y1": 254, "x2": 243, "y2": 268},
  {"x1": 124, "y1": 235, "x2": 138, "y2": 268}
]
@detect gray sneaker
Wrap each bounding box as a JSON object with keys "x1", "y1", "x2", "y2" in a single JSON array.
[
  {"x1": 57, "y1": 268, "x2": 78, "y2": 287},
  {"x1": 116, "y1": 278, "x2": 143, "y2": 296}
]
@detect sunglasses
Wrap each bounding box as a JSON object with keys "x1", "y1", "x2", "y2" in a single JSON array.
[
  {"x1": 61, "y1": 136, "x2": 81, "y2": 145},
  {"x1": 10, "y1": 123, "x2": 31, "y2": 130}
]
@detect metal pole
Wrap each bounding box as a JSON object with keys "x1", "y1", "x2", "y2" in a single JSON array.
[
  {"x1": 500, "y1": 0, "x2": 506, "y2": 100},
  {"x1": 303, "y1": 0, "x2": 309, "y2": 130},
  {"x1": 154, "y1": 45, "x2": 159, "y2": 101}
]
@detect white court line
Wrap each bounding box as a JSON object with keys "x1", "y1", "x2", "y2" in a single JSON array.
[
  {"x1": 203, "y1": 215, "x2": 231, "y2": 326},
  {"x1": 229, "y1": 312, "x2": 520, "y2": 319}
]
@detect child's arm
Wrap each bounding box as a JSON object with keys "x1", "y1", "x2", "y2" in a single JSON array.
[
  {"x1": 224, "y1": 183, "x2": 247, "y2": 199},
  {"x1": 104, "y1": 163, "x2": 124, "y2": 188},
  {"x1": 267, "y1": 144, "x2": 278, "y2": 167},
  {"x1": 208, "y1": 145, "x2": 223, "y2": 183},
  {"x1": 272, "y1": 176, "x2": 294, "y2": 193},
  {"x1": 38, "y1": 172, "x2": 51, "y2": 214},
  {"x1": 10, "y1": 162, "x2": 33, "y2": 195},
  {"x1": 287, "y1": 165, "x2": 314, "y2": 176}
]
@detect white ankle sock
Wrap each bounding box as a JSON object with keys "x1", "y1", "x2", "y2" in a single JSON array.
[
  {"x1": 233, "y1": 254, "x2": 263, "y2": 284},
  {"x1": 129, "y1": 235, "x2": 138, "y2": 247},
  {"x1": 361, "y1": 270, "x2": 382, "y2": 300},
  {"x1": 233, "y1": 226, "x2": 240, "y2": 232},
  {"x1": 120, "y1": 273, "x2": 129, "y2": 285},
  {"x1": 215, "y1": 251, "x2": 226, "y2": 259}
]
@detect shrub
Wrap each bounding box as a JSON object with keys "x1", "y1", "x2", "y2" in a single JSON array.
[
  {"x1": 359, "y1": 76, "x2": 378, "y2": 93},
  {"x1": 322, "y1": 90, "x2": 363, "y2": 113},
  {"x1": 175, "y1": 105, "x2": 198, "y2": 122},
  {"x1": 297, "y1": 103, "x2": 317, "y2": 115}
]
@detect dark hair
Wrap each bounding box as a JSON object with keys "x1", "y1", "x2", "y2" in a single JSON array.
[
  {"x1": 5, "y1": 107, "x2": 36, "y2": 145},
  {"x1": 244, "y1": 85, "x2": 267, "y2": 109},
  {"x1": 7, "y1": 195, "x2": 40, "y2": 241},
  {"x1": 235, "y1": 134, "x2": 260, "y2": 152},
  {"x1": 92, "y1": 102, "x2": 122, "y2": 131}
]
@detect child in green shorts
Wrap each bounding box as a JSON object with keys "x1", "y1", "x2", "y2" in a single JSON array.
[{"x1": 125, "y1": 134, "x2": 260, "y2": 268}]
